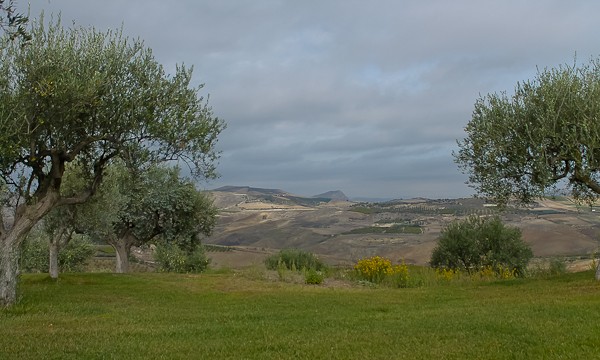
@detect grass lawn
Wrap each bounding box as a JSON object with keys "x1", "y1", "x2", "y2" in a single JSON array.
[{"x1": 1, "y1": 270, "x2": 599, "y2": 359}]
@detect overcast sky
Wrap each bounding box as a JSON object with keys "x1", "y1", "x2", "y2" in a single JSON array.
[{"x1": 27, "y1": 1, "x2": 600, "y2": 199}]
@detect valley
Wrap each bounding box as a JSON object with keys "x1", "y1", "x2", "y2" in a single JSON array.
[{"x1": 205, "y1": 186, "x2": 600, "y2": 269}]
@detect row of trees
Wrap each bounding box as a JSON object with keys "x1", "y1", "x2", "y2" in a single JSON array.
[
  {"x1": 37, "y1": 161, "x2": 218, "y2": 278},
  {"x1": 0, "y1": 12, "x2": 225, "y2": 306}
]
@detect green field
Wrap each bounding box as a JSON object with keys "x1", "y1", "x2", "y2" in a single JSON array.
[
  {"x1": 1, "y1": 271, "x2": 599, "y2": 359},
  {"x1": 344, "y1": 224, "x2": 422, "y2": 235}
]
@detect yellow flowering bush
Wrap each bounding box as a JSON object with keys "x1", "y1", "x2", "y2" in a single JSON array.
[
  {"x1": 474, "y1": 265, "x2": 516, "y2": 280},
  {"x1": 354, "y1": 256, "x2": 409, "y2": 286},
  {"x1": 495, "y1": 265, "x2": 517, "y2": 280},
  {"x1": 435, "y1": 265, "x2": 516, "y2": 282},
  {"x1": 436, "y1": 267, "x2": 459, "y2": 282},
  {"x1": 390, "y1": 261, "x2": 410, "y2": 288},
  {"x1": 477, "y1": 265, "x2": 496, "y2": 280}
]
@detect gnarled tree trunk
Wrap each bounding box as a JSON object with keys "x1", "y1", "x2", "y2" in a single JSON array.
[
  {"x1": 109, "y1": 231, "x2": 140, "y2": 274},
  {"x1": 1, "y1": 190, "x2": 61, "y2": 306},
  {"x1": 113, "y1": 241, "x2": 130, "y2": 274},
  {"x1": 0, "y1": 237, "x2": 20, "y2": 307}
]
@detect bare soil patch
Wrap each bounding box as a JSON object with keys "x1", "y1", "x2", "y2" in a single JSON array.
[{"x1": 207, "y1": 192, "x2": 600, "y2": 270}]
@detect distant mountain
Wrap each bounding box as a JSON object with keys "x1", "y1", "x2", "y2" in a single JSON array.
[
  {"x1": 350, "y1": 197, "x2": 394, "y2": 203},
  {"x1": 213, "y1": 186, "x2": 288, "y2": 196},
  {"x1": 211, "y1": 185, "x2": 333, "y2": 207},
  {"x1": 313, "y1": 190, "x2": 349, "y2": 201}
]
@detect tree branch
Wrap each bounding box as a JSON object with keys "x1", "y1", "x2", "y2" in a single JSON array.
[
  {"x1": 56, "y1": 150, "x2": 119, "y2": 207},
  {"x1": 572, "y1": 168, "x2": 600, "y2": 195}
]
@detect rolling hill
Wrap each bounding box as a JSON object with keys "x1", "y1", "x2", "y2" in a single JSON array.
[{"x1": 206, "y1": 187, "x2": 600, "y2": 269}]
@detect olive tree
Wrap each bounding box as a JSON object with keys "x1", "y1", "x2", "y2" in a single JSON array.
[
  {"x1": 84, "y1": 162, "x2": 218, "y2": 273},
  {"x1": 0, "y1": 17, "x2": 224, "y2": 306},
  {"x1": 20, "y1": 229, "x2": 95, "y2": 275},
  {"x1": 455, "y1": 58, "x2": 600, "y2": 280},
  {"x1": 43, "y1": 201, "x2": 77, "y2": 279},
  {"x1": 0, "y1": 0, "x2": 29, "y2": 41},
  {"x1": 42, "y1": 162, "x2": 112, "y2": 279}
]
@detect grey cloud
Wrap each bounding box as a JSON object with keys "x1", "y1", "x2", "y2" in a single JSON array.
[{"x1": 27, "y1": 1, "x2": 600, "y2": 198}]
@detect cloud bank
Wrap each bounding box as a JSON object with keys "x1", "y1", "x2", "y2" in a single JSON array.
[{"x1": 29, "y1": 1, "x2": 600, "y2": 198}]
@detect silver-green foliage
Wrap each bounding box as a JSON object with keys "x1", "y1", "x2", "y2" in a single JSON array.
[
  {"x1": 264, "y1": 249, "x2": 327, "y2": 272},
  {"x1": 82, "y1": 162, "x2": 218, "y2": 273},
  {"x1": 430, "y1": 216, "x2": 533, "y2": 276},
  {"x1": 21, "y1": 229, "x2": 95, "y2": 273},
  {"x1": 0, "y1": 0, "x2": 29, "y2": 41},
  {"x1": 304, "y1": 269, "x2": 324, "y2": 285},
  {"x1": 0, "y1": 14, "x2": 224, "y2": 305},
  {"x1": 154, "y1": 242, "x2": 210, "y2": 273},
  {"x1": 456, "y1": 58, "x2": 600, "y2": 205}
]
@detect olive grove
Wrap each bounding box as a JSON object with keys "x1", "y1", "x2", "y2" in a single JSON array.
[
  {"x1": 84, "y1": 162, "x2": 218, "y2": 274},
  {"x1": 0, "y1": 17, "x2": 224, "y2": 306}
]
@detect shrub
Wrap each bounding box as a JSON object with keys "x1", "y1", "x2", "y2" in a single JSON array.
[
  {"x1": 384, "y1": 261, "x2": 410, "y2": 288},
  {"x1": 20, "y1": 231, "x2": 95, "y2": 273},
  {"x1": 59, "y1": 235, "x2": 96, "y2": 272},
  {"x1": 20, "y1": 232, "x2": 49, "y2": 273},
  {"x1": 304, "y1": 269, "x2": 325, "y2": 285},
  {"x1": 436, "y1": 267, "x2": 459, "y2": 282},
  {"x1": 475, "y1": 265, "x2": 516, "y2": 280},
  {"x1": 154, "y1": 243, "x2": 210, "y2": 273},
  {"x1": 264, "y1": 249, "x2": 326, "y2": 272},
  {"x1": 547, "y1": 258, "x2": 567, "y2": 276},
  {"x1": 528, "y1": 258, "x2": 567, "y2": 278},
  {"x1": 430, "y1": 216, "x2": 532, "y2": 276},
  {"x1": 354, "y1": 256, "x2": 409, "y2": 285}
]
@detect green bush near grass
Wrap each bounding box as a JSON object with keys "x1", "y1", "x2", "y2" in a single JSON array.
[
  {"x1": 431, "y1": 216, "x2": 533, "y2": 276},
  {"x1": 20, "y1": 233, "x2": 95, "y2": 273},
  {"x1": 154, "y1": 243, "x2": 210, "y2": 273},
  {"x1": 264, "y1": 248, "x2": 327, "y2": 272},
  {"x1": 527, "y1": 257, "x2": 568, "y2": 278},
  {"x1": 304, "y1": 269, "x2": 325, "y2": 285}
]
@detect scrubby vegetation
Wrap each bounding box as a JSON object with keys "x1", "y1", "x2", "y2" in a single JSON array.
[
  {"x1": 264, "y1": 248, "x2": 327, "y2": 272},
  {"x1": 430, "y1": 216, "x2": 533, "y2": 276},
  {"x1": 20, "y1": 230, "x2": 95, "y2": 273},
  {"x1": 353, "y1": 256, "x2": 409, "y2": 287},
  {"x1": 304, "y1": 268, "x2": 325, "y2": 285},
  {"x1": 154, "y1": 243, "x2": 211, "y2": 273}
]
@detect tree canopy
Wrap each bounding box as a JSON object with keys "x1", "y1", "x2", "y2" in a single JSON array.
[
  {"x1": 0, "y1": 0, "x2": 29, "y2": 41},
  {"x1": 455, "y1": 58, "x2": 600, "y2": 205},
  {"x1": 0, "y1": 15, "x2": 225, "y2": 306},
  {"x1": 455, "y1": 57, "x2": 600, "y2": 280},
  {"x1": 85, "y1": 162, "x2": 218, "y2": 273}
]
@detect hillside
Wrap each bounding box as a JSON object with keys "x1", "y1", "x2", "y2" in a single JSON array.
[
  {"x1": 313, "y1": 190, "x2": 349, "y2": 201},
  {"x1": 206, "y1": 189, "x2": 600, "y2": 269},
  {"x1": 211, "y1": 185, "x2": 339, "y2": 209}
]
